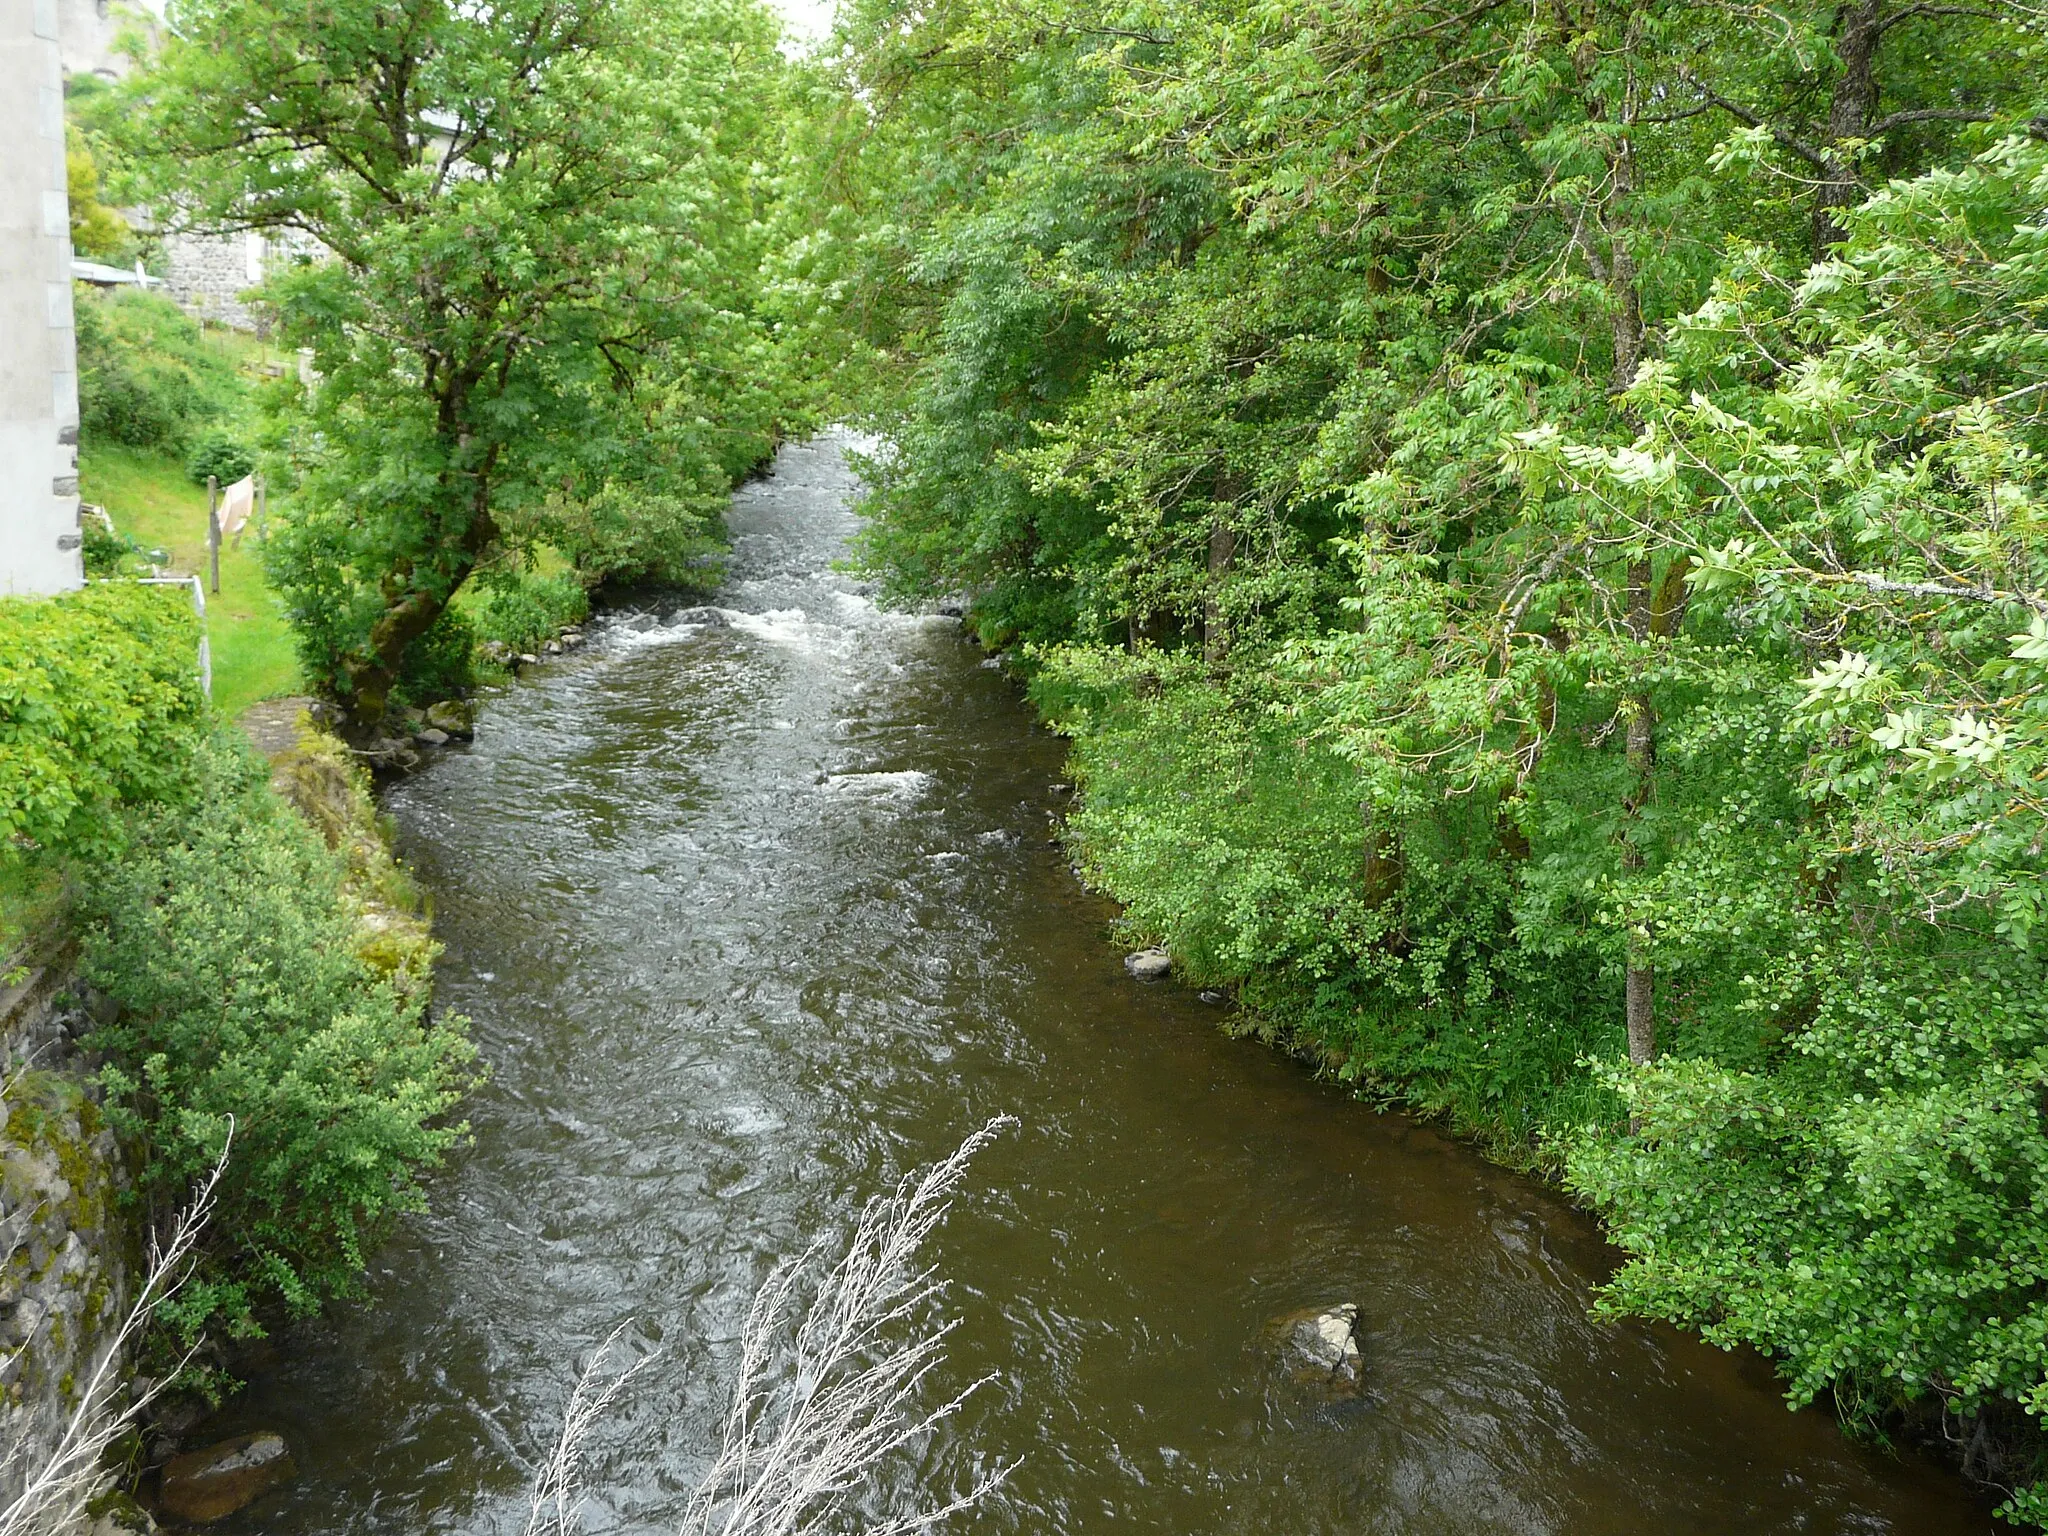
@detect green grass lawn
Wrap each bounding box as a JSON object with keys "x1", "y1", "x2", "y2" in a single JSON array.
[{"x1": 80, "y1": 444, "x2": 302, "y2": 718}]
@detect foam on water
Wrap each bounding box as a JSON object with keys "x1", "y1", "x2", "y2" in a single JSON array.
[{"x1": 822, "y1": 769, "x2": 933, "y2": 804}]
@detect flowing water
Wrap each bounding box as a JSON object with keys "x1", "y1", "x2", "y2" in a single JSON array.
[{"x1": 213, "y1": 436, "x2": 1996, "y2": 1535}]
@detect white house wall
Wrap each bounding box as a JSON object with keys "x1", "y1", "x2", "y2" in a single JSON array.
[{"x1": 1, "y1": 0, "x2": 85, "y2": 596}]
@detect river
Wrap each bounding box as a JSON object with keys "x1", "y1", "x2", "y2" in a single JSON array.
[{"x1": 212, "y1": 434, "x2": 1996, "y2": 1534}]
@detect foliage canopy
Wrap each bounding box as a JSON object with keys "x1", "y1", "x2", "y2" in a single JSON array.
[
  {"x1": 807, "y1": 0, "x2": 2048, "y2": 1510},
  {"x1": 128, "y1": 0, "x2": 798, "y2": 725}
]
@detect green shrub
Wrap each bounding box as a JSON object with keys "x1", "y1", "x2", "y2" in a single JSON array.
[
  {"x1": 466, "y1": 567, "x2": 590, "y2": 656},
  {"x1": 80, "y1": 730, "x2": 476, "y2": 1345},
  {"x1": 1569, "y1": 930, "x2": 2048, "y2": 1512},
  {"x1": 531, "y1": 485, "x2": 726, "y2": 590},
  {"x1": 0, "y1": 583, "x2": 207, "y2": 861},
  {"x1": 184, "y1": 431, "x2": 255, "y2": 488},
  {"x1": 395, "y1": 605, "x2": 477, "y2": 706},
  {"x1": 79, "y1": 513, "x2": 143, "y2": 577},
  {"x1": 75, "y1": 287, "x2": 247, "y2": 454}
]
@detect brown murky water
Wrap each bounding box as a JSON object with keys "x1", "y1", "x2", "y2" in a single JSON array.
[{"x1": 212, "y1": 436, "x2": 1996, "y2": 1534}]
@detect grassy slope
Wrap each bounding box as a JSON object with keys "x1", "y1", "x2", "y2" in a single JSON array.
[{"x1": 79, "y1": 445, "x2": 301, "y2": 718}]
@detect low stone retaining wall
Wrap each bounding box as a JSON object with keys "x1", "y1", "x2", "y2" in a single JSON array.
[{"x1": 0, "y1": 933, "x2": 136, "y2": 1524}]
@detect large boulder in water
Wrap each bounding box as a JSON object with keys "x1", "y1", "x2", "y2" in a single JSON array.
[
  {"x1": 1124, "y1": 947, "x2": 1171, "y2": 982},
  {"x1": 1276, "y1": 1303, "x2": 1364, "y2": 1395},
  {"x1": 158, "y1": 1431, "x2": 295, "y2": 1522}
]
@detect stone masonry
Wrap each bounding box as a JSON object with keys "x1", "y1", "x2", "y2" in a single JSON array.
[{"x1": 0, "y1": 941, "x2": 133, "y2": 1515}]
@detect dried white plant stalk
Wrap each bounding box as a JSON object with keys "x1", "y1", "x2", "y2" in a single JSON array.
[
  {"x1": 532, "y1": 1117, "x2": 1018, "y2": 1536},
  {"x1": 524, "y1": 1323, "x2": 656, "y2": 1536},
  {"x1": 0, "y1": 1132, "x2": 230, "y2": 1536}
]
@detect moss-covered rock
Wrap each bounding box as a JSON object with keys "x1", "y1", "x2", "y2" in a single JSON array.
[{"x1": 265, "y1": 719, "x2": 439, "y2": 992}]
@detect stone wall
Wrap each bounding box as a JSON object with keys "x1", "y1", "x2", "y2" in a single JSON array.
[
  {"x1": 161, "y1": 228, "x2": 328, "y2": 335},
  {"x1": 161, "y1": 231, "x2": 265, "y2": 332},
  {"x1": 0, "y1": 934, "x2": 134, "y2": 1517}
]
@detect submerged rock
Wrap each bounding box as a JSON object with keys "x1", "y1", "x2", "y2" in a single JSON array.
[
  {"x1": 158, "y1": 1431, "x2": 295, "y2": 1522},
  {"x1": 668, "y1": 605, "x2": 730, "y2": 627},
  {"x1": 1124, "y1": 947, "x2": 1171, "y2": 982},
  {"x1": 1276, "y1": 1304, "x2": 1364, "y2": 1395}
]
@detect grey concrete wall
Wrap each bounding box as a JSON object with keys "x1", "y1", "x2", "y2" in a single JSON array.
[{"x1": 1, "y1": 0, "x2": 84, "y2": 597}]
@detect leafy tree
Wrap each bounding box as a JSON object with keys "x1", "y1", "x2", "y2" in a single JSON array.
[
  {"x1": 128, "y1": 0, "x2": 792, "y2": 730},
  {"x1": 65, "y1": 127, "x2": 131, "y2": 262},
  {"x1": 811, "y1": 0, "x2": 2048, "y2": 1507}
]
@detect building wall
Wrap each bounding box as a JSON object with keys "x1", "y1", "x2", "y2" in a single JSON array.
[
  {"x1": 53, "y1": 0, "x2": 142, "y2": 80},
  {"x1": 1, "y1": 0, "x2": 85, "y2": 597},
  {"x1": 162, "y1": 228, "x2": 269, "y2": 331}
]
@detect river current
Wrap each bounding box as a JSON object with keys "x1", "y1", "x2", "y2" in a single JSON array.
[{"x1": 214, "y1": 435, "x2": 1995, "y2": 1534}]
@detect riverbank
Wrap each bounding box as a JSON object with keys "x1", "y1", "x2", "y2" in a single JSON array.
[{"x1": 0, "y1": 626, "x2": 471, "y2": 1527}]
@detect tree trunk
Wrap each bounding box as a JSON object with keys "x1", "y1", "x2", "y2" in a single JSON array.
[
  {"x1": 1814, "y1": 1, "x2": 1886, "y2": 256},
  {"x1": 1360, "y1": 808, "x2": 1403, "y2": 910},
  {"x1": 1569, "y1": 6, "x2": 1662, "y2": 1065},
  {"x1": 339, "y1": 443, "x2": 499, "y2": 736},
  {"x1": 1203, "y1": 517, "x2": 1236, "y2": 667},
  {"x1": 1621, "y1": 556, "x2": 1657, "y2": 1064},
  {"x1": 1360, "y1": 804, "x2": 1407, "y2": 954},
  {"x1": 1612, "y1": 92, "x2": 1656, "y2": 1063},
  {"x1": 1624, "y1": 953, "x2": 1656, "y2": 1066},
  {"x1": 339, "y1": 583, "x2": 449, "y2": 735}
]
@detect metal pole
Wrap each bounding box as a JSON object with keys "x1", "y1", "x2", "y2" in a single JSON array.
[
  {"x1": 191, "y1": 575, "x2": 211, "y2": 699},
  {"x1": 207, "y1": 474, "x2": 221, "y2": 594},
  {"x1": 136, "y1": 576, "x2": 210, "y2": 700}
]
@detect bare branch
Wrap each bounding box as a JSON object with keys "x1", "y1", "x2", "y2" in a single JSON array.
[{"x1": 1673, "y1": 68, "x2": 1834, "y2": 170}]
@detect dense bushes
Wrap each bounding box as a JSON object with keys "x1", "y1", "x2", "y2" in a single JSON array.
[
  {"x1": 1, "y1": 586, "x2": 474, "y2": 1362},
  {"x1": 818, "y1": 0, "x2": 2048, "y2": 1511},
  {"x1": 184, "y1": 431, "x2": 255, "y2": 488},
  {"x1": 75, "y1": 288, "x2": 247, "y2": 455},
  {"x1": 0, "y1": 584, "x2": 206, "y2": 860},
  {"x1": 465, "y1": 567, "x2": 590, "y2": 657},
  {"x1": 1570, "y1": 931, "x2": 2048, "y2": 1515},
  {"x1": 79, "y1": 731, "x2": 475, "y2": 1349},
  {"x1": 523, "y1": 485, "x2": 729, "y2": 590}
]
